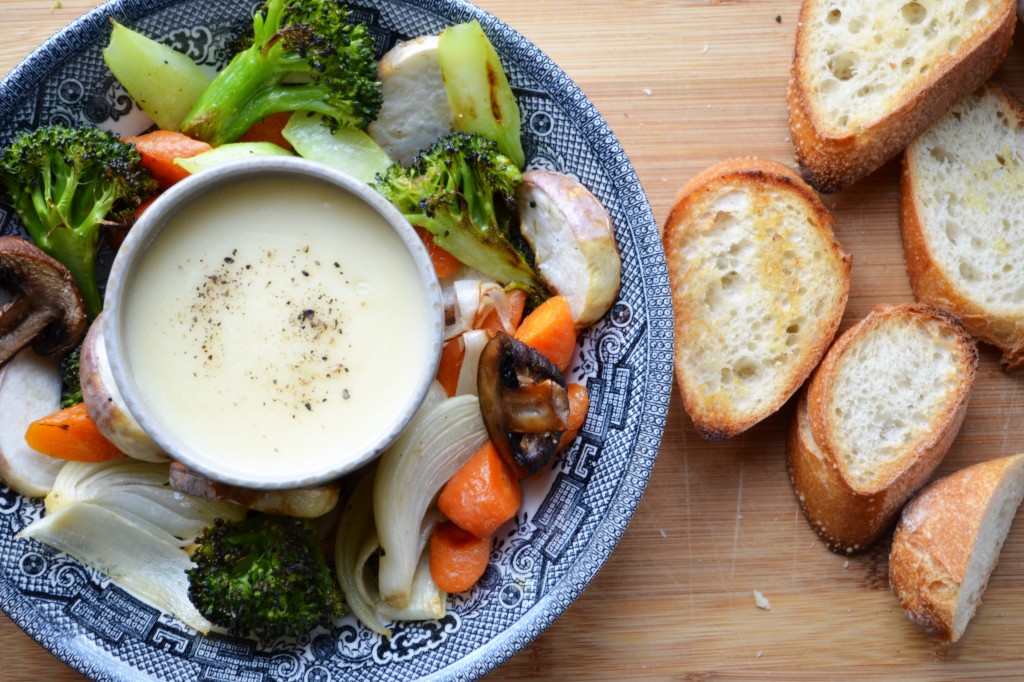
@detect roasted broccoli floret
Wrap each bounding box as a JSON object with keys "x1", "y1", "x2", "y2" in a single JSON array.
[
  {"x1": 0, "y1": 125, "x2": 157, "y2": 318},
  {"x1": 179, "y1": 0, "x2": 382, "y2": 146},
  {"x1": 60, "y1": 343, "x2": 83, "y2": 408},
  {"x1": 374, "y1": 132, "x2": 548, "y2": 298},
  {"x1": 187, "y1": 513, "x2": 345, "y2": 641}
]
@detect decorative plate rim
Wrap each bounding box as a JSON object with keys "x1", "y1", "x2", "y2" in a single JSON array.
[{"x1": 0, "y1": 1, "x2": 674, "y2": 680}]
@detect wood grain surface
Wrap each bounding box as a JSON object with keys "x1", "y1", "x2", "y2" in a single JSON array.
[{"x1": 3, "y1": 0, "x2": 1024, "y2": 679}]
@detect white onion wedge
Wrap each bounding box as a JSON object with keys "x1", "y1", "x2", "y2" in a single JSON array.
[
  {"x1": 455, "y1": 329, "x2": 489, "y2": 397},
  {"x1": 376, "y1": 519, "x2": 445, "y2": 622},
  {"x1": 336, "y1": 472, "x2": 392, "y2": 635},
  {"x1": 336, "y1": 471, "x2": 446, "y2": 636},
  {"x1": 374, "y1": 395, "x2": 487, "y2": 607}
]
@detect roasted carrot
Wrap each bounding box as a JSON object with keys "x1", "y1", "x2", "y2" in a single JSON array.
[
  {"x1": 24, "y1": 403, "x2": 124, "y2": 462},
  {"x1": 514, "y1": 295, "x2": 576, "y2": 372},
  {"x1": 478, "y1": 288, "x2": 526, "y2": 336},
  {"x1": 238, "y1": 112, "x2": 294, "y2": 151},
  {"x1": 105, "y1": 194, "x2": 159, "y2": 251},
  {"x1": 557, "y1": 383, "x2": 590, "y2": 452},
  {"x1": 123, "y1": 130, "x2": 211, "y2": 189},
  {"x1": 438, "y1": 440, "x2": 521, "y2": 538},
  {"x1": 415, "y1": 227, "x2": 461, "y2": 279},
  {"x1": 429, "y1": 520, "x2": 491, "y2": 593},
  {"x1": 135, "y1": 194, "x2": 158, "y2": 220},
  {"x1": 436, "y1": 337, "x2": 465, "y2": 398}
]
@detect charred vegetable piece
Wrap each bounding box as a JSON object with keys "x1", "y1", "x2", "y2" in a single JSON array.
[
  {"x1": 169, "y1": 462, "x2": 339, "y2": 519},
  {"x1": 59, "y1": 343, "x2": 82, "y2": 408},
  {"x1": 374, "y1": 132, "x2": 548, "y2": 301},
  {"x1": 0, "y1": 125, "x2": 157, "y2": 318},
  {"x1": 188, "y1": 512, "x2": 345, "y2": 641},
  {"x1": 179, "y1": 0, "x2": 383, "y2": 146},
  {"x1": 438, "y1": 20, "x2": 524, "y2": 168},
  {"x1": 477, "y1": 332, "x2": 569, "y2": 477}
]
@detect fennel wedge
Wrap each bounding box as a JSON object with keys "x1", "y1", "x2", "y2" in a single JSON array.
[
  {"x1": 45, "y1": 459, "x2": 245, "y2": 546},
  {"x1": 18, "y1": 459, "x2": 246, "y2": 634},
  {"x1": 18, "y1": 501, "x2": 215, "y2": 633},
  {"x1": 374, "y1": 394, "x2": 487, "y2": 608},
  {"x1": 336, "y1": 470, "x2": 447, "y2": 636}
]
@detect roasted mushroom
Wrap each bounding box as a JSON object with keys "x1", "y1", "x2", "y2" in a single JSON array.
[
  {"x1": 477, "y1": 331, "x2": 570, "y2": 477},
  {"x1": 0, "y1": 236, "x2": 87, "y2": 367}
]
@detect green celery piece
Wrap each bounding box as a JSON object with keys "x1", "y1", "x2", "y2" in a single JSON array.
[
  {"x1": 437, "y1": 21, "x2": 525, "y2": 168},
  {"x1": 103, "y1": 21, "x2": 211, "y2": 131},
  {"x1": 282, "y1": 112, "x2": 392, "y2": 183},
  {"x1": 173, "y1": 142, "x2": 292, "y2": 175}
]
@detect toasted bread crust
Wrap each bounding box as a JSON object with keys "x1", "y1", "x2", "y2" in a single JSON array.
[
  {"x1": 889, "y1": 454, "x2": 1024, "y2": 642},
  {"x1": 901, "y1": 82, "x2": 1024, "y2": 371},
  {"x1": 663, "y1": 158, "x2": 851, "y2": 440},
  {"x1": 788, "y1": 0, "x2": 1015, "y2": 193},
  {"x1": 788, "y1": 393, "x2": 898, "y2": 553},
  {"x1": 800, "y1": 304, "x2": 977, "y2": 553}
]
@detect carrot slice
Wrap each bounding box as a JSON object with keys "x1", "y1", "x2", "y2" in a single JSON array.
[
  {"x1": 478, "y1": 288, "x2": 526, "y2": 336},
  {"x1": 415, "y1": 227, "x2": 461, "y2": 279},
  {"x1": 438, "y1": 440, "x2": 521, "y2": 538},
  {"x1": 436, "y1": 337, "x2": 465, "y2": 398},
  {"x1": 238, "y1": 112, "x2": 294, "y2": 151},
  {"x1": 135, "y1": 195, "x2": 158, "y2": 220},
  {"x1": 514, "y1": 295, "x2": 576, "y2": 372},
  {"x1": 24, "y1": 403, "x2": 124, "y2": 462},
  {"x1": 557, "y1": 383, "x2": 590, "y2": 452},
  {"x1": 124, "y1": 130, "x2": 211, "y2": 189},
  {"x1": 429, "y1": 520, "x2": 491, "y2": 593}
]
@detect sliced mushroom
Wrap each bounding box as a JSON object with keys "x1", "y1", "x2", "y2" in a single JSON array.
[
  {"x1": 0, "y1": 236, "x2": 87, "y2": 367},
  {"x1": 168, "y1": 461, "x2": 341, "y2": 518},
  {"x1": 477, "y1": 332, "x2": 569, "y2": 477}
]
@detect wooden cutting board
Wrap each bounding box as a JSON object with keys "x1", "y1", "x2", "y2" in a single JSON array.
[{"x1": 4, "y1": 0, "x2": 1024, "y2": 679}]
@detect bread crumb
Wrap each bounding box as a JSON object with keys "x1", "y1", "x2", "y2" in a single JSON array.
[
  {"x1": 756, "y1": 651, "x2": 764, "y2": 658},
  {"x1": 753, "y1": 590, "x2": 771, "y2": 610},
  {"x1": 700, "y1": 41, "x2": 709, "y2": 54},
  {"x1": 643, "y1": 88, "x2": 653, "y2": 96},
  {"x1": 843, "y1": 560, "x2": 850, "y2": 569},
  {"x1": 775, "y1": 14, "x2": 782, "y2": 23}
]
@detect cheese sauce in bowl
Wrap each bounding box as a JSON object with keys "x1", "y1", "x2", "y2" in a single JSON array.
[{"x1": 104, "y1": 158, "x2": 443, "y2": 488}]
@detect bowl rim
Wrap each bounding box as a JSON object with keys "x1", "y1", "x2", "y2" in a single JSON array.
[{"x1": 102, "y1": 156, "x2": 445, "y2": 490}]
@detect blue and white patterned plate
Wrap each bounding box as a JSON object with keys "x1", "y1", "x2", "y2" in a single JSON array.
[{"x1": 0, "y1": 1, "x2": 673, "y2": 679}]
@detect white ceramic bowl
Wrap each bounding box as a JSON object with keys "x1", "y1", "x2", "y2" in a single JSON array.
[{"x1": 102, "y1": 157, "x2": 444, "y2": 489}]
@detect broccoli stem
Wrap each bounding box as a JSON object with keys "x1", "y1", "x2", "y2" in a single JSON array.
[
  {"x1": 20, "y1": 173, "x2": 106, "y2": 318},
  {"x1": 39, "y1": 218, "x2": 103, "y2": 318},
  {"x1": 180, "y1": 50, "x2": 281, "y2": 145}
]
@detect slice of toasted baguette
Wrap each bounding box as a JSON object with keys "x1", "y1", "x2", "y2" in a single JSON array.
[
  {"x1": 788, "y1": 0, "x2": 1015, "y2": 193},
  {"x1": 889, "y1": 453, "x2": 1024, "y2": 642},
  {"x1": 662, "y1": 158, "x2": 851, "y2": 440},
  {"x1": 901, "y1": 82, "x2": 1024, "y2": 371},
  {"x1": 788, "y1": 392, "x2": 903, "y2": 553},
  {"x1": 794, "y1": 303, "x2": 977, "y2": 552}
]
